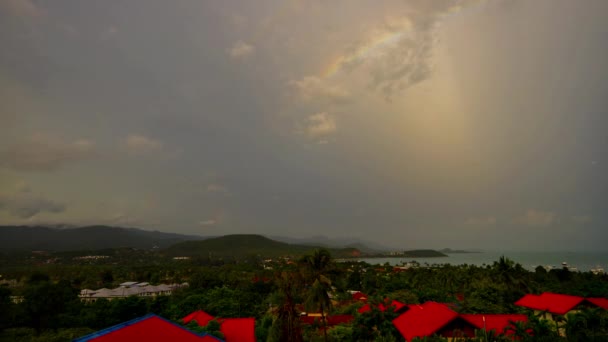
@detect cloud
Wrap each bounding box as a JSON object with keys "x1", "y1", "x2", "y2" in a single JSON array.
[
  {"x1": 198, "y1": 209, "x2": 225, "y2": 227},
  {"x1": 14, "y1": 181, "x2": 31, "y2": 193},
  {"x1": 0, "y1": 135, "x2": 96, "y2": 172},
  {"x1": 0, "y1": 0, "x2": 45, "y2": 18},
  {"x1": 305, "y1": 112, "x2": 336, "y2": 138},
  {"x1": 515, "y1": 209, "x2": 557, "y2": 227},
  {"x1": 464, "y1": 216, "x2": 496, "y2": 226},
  {"x1": 0, "y1": 192, "x2": 66, "y2": 219},
  {"x1": 199, "y1": 219, "x2": 217, "y2": 226},
  {"x1": 100, "y1": 26, "x2": 119, "y2": 40},
  {"x1": 105, "y1": 212, "x2": 159, "y2": 227},
  {"x1": 207, "y1": 183, "x2": 230, "y2": 195},
  {"x1": 331, "y1": 0, "x2": 485, "y2": 99},
  {"x1": 366, "y1": 29, "x2": 434, "y2": 99},
  {"x1": 125, "y1": 134, "x2": 164, "y2": 154},
  {"x1": 228, "y1": 40, "x2": 255, "y2": 59},
  {"x1": 228, "y1": 14, "x2": 248, "y2": 29},
  {"x1": 571, "y1": 215, "x2": 592, "y2": 224},
  {"x1": 288, "y1": 76, "x2": 350, "y2": 105}
]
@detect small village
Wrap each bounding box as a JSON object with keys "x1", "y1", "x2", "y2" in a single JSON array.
[{"x1": 73, "y1": 289, "x2": 608, "y2": 341}]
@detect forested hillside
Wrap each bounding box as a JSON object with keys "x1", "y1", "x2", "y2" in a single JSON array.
[{"x1": 0, "y1": 226, "x2": 202, "y2": 251}]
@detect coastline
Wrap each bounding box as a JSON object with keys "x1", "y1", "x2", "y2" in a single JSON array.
[{"x1": 351, "y1": 251, "x2": 608, "y2": 272}]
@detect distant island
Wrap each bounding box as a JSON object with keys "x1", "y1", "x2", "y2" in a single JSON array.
[
  {"x1": 364, "y1": 249, "x2": 448, "y2": 258},
  {"x1": 403, "y1": 249, "x2": 448, "y2": 258},
  {"x1": 439, "y1": 248, "x2": 481, "y2": 254},
  {"x1": 398, "y1": 249, "x2": 448, "y2": 257}
]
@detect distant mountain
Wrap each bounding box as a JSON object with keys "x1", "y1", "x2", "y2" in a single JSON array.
[
  {"x1": 0, "y1": 225, "x2": 203, "y2": 252},
  {"x1": 402, "y1": 249, "x2": 448, "y2": 258},
  {"x1": 165, "y1": 234, "x2": 361, "y2": 258},
  {"x1": 439, "y1": 248, "x2": 480, "y2": 254},
  {"x1": 270, "y1": 235, "x2": 389, "y2": 254}
]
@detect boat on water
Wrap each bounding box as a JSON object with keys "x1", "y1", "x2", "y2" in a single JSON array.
[
  {"x1": 591, "y1": 265, "x2": 605, "y2": 275},
  {"x1": 543, "y1": 265, "x2": 555, "y2": 272},
  {"x1": 561, "y1": 262, "x2": 578, "y2": 272}
]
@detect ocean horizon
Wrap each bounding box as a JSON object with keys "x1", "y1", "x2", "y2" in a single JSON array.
[{"x1": 357, "y1": 251, "x2": 608, "y2": 272}]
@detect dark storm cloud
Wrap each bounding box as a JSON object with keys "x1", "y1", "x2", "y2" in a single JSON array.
[{"x1": 0, "y1": 193, "x2": 66, "y2": 218}]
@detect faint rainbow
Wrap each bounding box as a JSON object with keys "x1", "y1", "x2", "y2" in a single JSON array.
[
  {"x1": 320, "y1": 1, "x2": 490, "y2": 79},
  {"x1": 321, "y1": 29, "x2": 409, "y2": 78}
]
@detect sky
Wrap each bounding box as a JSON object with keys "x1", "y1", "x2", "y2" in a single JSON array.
[{"x1": 1, "y1": 0, "x2": 607, "y2": 251}]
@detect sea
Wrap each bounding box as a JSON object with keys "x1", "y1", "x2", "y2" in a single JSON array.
[{"x1": 356, "y1": 251, "x2": 608, "y2": 272}]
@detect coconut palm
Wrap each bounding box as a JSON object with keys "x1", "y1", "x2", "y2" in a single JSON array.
[
  {"x1": 270, "y1": 271, "x2": 303, "y2": 342},
  {"x1": 300, "y1": 249, "x2": 334, "y2": 342}
]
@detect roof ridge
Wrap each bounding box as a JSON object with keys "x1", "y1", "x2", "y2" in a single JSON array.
[
  {"x1": 73, "y1": 313, "x2": 157, "y2": 341},
  {"x1": 73, "y1": 314, "x2": 224, "y2": 342}
]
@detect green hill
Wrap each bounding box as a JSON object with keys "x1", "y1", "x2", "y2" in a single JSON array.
[
  {"x1": 0, "y1": 225, "x2": 202, "y2": 252},
  {"x1": 165, "y1": 234, "x2": 360, "y2": 258}
]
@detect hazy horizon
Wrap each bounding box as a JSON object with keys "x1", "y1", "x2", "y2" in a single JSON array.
[
  {"x1": 4, "y1": 223, "x2": 608, "y2": 254},
  {"x1": 1, "y1": 0, "x2": 607, "y2": 251}
]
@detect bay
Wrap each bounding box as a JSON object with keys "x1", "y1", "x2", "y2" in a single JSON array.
[{"x1": 357, "y1": 251, "x2": 608, "y2": 272}]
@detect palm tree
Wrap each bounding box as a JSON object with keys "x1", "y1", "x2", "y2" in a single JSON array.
[
  {"x1": 301, "y1": 248, "x2": 332, "y2": 280},
  {"x1": 300, "y1": 249, "x2": 333, "y2": 342},
  {"x1": 270, "y1": 271, "x2": 303, "y2": 342},
  {"x1": 492, "y1": 256, "x2": 530, "y2": 304},
  {"x1": 564, "y1": 312, "x2": 586, "y2": 341}
]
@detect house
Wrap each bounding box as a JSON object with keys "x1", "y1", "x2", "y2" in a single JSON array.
[
  {"x1": 392, "y1": 302, "x2": 476, "y2": 341},
  {"x1": 586, "y1": 297, "x2": 608, "y2": 310},
  {"x1": 459, "y1": 314, "x2": 528, "y2": 336},
  {"x1": 79, "y1": 283, "x2": 188, "y2": 302},
  {"x1": 514, "y1": 292, "x2": 608, "y2": 336},
  {"x1": 218, "y1": 318, "x2": 256, "y2": 342},
  {"x1": 358, "y1": 299, "x2": 408, "y2": 314},
  {"x1": 392, "y1": 302, "x2": 526, "y2": 341},
  {"x1": 350, "y1": 291, "x2": 368, "y2": 302},
  {"x1": 514, "y1": 292, "x2": 606, "y2": 319},
  {"x1": 74, "y1": 314, "x2": 223, "y2": 342},
  {"x1": 183, "y1": 310, "x2": 216, "y2": 326},
  {"x1": 183, "y1": 310, "x2": 256, "y2": 342},
  {"x1": 119, "y1": 281, "x2": 139, "y2": 287},
  {"x1": 300, "y1": 314, "x2": 354, "y2": 327}
]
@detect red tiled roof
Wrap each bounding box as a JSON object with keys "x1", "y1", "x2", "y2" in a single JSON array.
[
  {"x1": 300, "y1": 316, "x2": 319, "y2": 325},
  {"x1": 183, "y1": 311, "x2": 255, "y2": 342},
  {"x1": 74, "y1": 315, "x2": 222, "y2": 342},
  {"x1": 515, "y1": 293, "x2": 585, "y2": 315},
  {"x1": 327, "y1": 315, "x2": 355, "y2": 325},
  {"x1": 460, "y1": 314, "x2": 527, "y2": 335},
  {"x1": 358, "y1": 300, "x2": 406, "y2": 314},
  {"x1": 352, "y1": 292, "x2": 368, "y2": 301},
  {"x1": 251, "y1": 276, "x2": 271, "y2": 283},
  {"x1": 357, "y1": 304, "x2": 373, "y2": 314},
  {"x1": 437, "y1": 302, "x2": 459, "y2": 311},
  {"x1": 384, "y1": 300, "x2": 406, "y2": 312},
  {"x1": 220, "y1": 318, "x2": 255, "y2": 342},
  {"x1": 514, "y1": 294, "x2": 544, "y2": 310},
  {"x1": 392, "y1": 302, "x2": 459, "y2": 342},
  {"x1": 586, "y1": 297, "x2": 608, "y2": 310},
  {"x1": 183, "y1": 310, "x2": 215, "y2": 327}
]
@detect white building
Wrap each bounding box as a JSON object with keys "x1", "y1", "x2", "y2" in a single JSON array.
[{"x1": 79, "y1": 282, "x2": 189, "y2": 302}]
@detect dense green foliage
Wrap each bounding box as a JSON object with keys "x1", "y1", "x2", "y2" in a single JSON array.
[{"x1": 1, "y1": 250, "x2": 607, "y2": 341}]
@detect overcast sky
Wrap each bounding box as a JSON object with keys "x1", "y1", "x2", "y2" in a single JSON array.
[{"x1": 1, "y1": 0, "x2": 607, "y2": 251}]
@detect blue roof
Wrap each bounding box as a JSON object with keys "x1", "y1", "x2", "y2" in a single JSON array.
[{"x1": 73, "y1": 314, "x2": 224, "y2": 342}]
